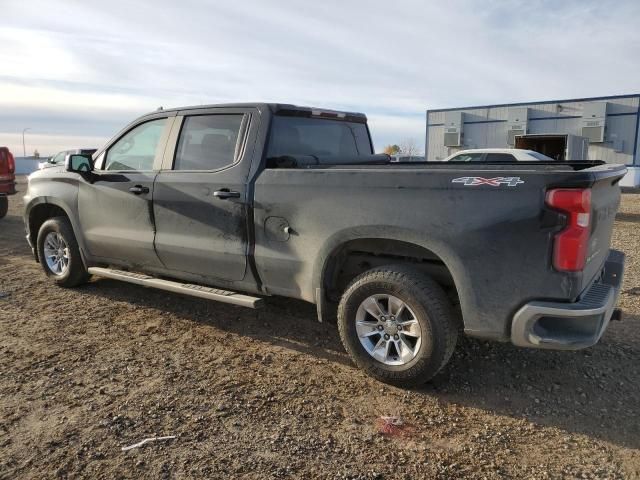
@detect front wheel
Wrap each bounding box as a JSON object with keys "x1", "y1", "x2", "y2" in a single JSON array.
[
  {"x1": 337, "y1": 266, "x2": 458, "y2": 387},
  {"x1": 37, "y1": 216, "x2": 89, "y2": 287}
]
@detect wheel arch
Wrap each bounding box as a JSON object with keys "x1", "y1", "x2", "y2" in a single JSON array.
[
  {"x1": 27, "y1": 198, "x2": 87, "y2": 266},
  {"x1": 312, "y1": 226, "x2": 470, "y2": 325}
]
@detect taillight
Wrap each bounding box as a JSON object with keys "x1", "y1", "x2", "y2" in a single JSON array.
[
  {"x1": 545, "y1": 188, "x2": 591, "y2": 272},
  {"x1": 8, "y1": 151, "x2": 15, "y2": 174}
]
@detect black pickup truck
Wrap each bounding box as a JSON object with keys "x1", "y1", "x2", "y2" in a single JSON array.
[{"x1": 23, "y1": 103, "x2": 626, "y2": 386}]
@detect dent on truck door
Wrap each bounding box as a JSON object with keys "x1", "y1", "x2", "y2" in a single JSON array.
[
  {"x1": 152, "y1": 112, "x2": 251, "y2": 281},
  {"x1": 78, "y1": 117, "x2": 170, "y2": 268}
]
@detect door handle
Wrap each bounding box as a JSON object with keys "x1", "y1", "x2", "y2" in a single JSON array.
[
  {"x1": 213, "y1": 189, "x2": 241, "y2": 200},
  {"x1": 129, "y1": 185, "x2": 150, "y2": 195}
]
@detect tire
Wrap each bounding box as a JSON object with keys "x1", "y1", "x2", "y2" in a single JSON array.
[
  {"x1": 37, "y1": 216, "x2": 89, "y2": 287},
  {"x1": 337, "y1": 265, "x2": 458, "y2": 387},
  {"x1": 0, "y1": 196, "x2": 7, "y2": 219}
]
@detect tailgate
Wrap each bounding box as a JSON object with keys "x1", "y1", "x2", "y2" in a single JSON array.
[{"x1": 580, "y1": 165, "x2": 626, "y2": 290}]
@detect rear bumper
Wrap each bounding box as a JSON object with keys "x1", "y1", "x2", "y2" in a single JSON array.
[
  {"x1": 511, "y1": 249, "x2": 625, "y2": 350},
  {"x1": 0, "y1": 180, "x2": 17, "y2": 195}
]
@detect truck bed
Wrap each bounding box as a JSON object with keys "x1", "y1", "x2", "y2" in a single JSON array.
[{"x1": 253, "y1": 161, "x2": 626, "y2": 340}]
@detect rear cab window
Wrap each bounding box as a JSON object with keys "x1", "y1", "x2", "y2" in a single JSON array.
[{"x1": 266, "y1": 115, "x2": 372, "y2": 163}]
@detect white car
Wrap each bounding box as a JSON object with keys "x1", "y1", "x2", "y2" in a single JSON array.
[{"x1": 443, "y1": 148, "x2": 555, "y2": 162}]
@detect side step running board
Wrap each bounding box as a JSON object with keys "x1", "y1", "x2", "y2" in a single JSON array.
[{"x1": 87, "y1": 267, "x2": 263, "y2": 309}]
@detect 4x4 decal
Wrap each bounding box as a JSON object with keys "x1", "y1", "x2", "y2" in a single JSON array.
[{"x1": 452, "y1": 176, "x2": 524, "y2": 187}]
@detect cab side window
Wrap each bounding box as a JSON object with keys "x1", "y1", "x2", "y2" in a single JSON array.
[
  {"x1": 105, "y1": 118, "x2": 167, "y2": 171},
  {"x1": 174, "y1": 115, "x2": 243, "y2": 171}
]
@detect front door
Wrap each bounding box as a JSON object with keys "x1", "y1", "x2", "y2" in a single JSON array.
[
  {"x1": 79, "y1": 116, "x2": 171, "y2": 268},
  {"x1": 152, "y1": 111, "x2": 252, "y2": 282}
]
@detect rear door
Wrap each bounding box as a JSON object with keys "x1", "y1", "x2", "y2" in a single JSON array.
[
  {"x1": 152, "y1": 108, "x2": 255, "y2": 281},
  {"x1": 78, "y1": 115, "x2": 173, "y2": 268}
]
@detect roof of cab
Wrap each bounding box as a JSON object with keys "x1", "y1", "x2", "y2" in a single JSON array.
[{"x1": 140, "y1": 103, "x2": 367, "y2": 122}]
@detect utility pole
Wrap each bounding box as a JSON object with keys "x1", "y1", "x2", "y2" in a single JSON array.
[{"x1": 22, "y1": 128, "x2": 31, "y2": 157}]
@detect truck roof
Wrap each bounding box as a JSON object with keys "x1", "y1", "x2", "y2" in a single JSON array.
[{"x1": 142, "y1": 103, "x2": 368, "y2": 123}]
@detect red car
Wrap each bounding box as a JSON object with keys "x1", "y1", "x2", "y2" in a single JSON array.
[{"x1": 0, "y1": 146, "x2": 16, "y2": 219}]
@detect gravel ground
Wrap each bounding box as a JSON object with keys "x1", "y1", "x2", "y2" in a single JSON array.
[{"x1": 1, "y1": 177, "x2": 639, "y2": 479}]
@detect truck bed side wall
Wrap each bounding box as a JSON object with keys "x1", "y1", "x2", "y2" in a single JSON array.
[{"x1": 253, "y1": 167, "x2": 585, "y2": 340}]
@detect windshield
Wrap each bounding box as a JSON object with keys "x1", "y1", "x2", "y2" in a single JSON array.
[
  {"x1": 50, "y1": 151, "x2": 67, "y2": 164},
  {"x1": 267, "y1": 116, "x2": 372, "y2": 158}
]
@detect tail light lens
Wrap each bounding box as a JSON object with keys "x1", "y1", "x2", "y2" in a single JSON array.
[
  {"x1": 8, "y1": 151, "x2": 15, "y2": 174},
  {"x1": 545, "y1": 188, "x2": 591, "y2": 272}
]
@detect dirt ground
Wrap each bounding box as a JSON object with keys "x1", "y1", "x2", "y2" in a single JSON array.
[{"x1": 1, "y1": 176, "x2": 639, "y2": 479}]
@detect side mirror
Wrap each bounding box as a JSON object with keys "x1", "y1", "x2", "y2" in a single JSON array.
[{"x1": 65, "y1": 154, "x2": 93, "y2": 173}]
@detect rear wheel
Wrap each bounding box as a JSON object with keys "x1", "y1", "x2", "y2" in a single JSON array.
[
  {"x1": 338, "y1": 265, "x2": 458, "y2": 387},
  {"x1": 0, "y1": 196, "x2": 7, "y2": 219},
  {"x1": 37, "y1": 216, "x2": 89, "y2": 287}
]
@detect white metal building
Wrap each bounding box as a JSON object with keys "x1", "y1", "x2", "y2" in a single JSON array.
[{"x1": 425, "y1": 94, "x2": 640, "y2": 187}]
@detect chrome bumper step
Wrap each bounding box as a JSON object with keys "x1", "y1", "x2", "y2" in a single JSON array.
[{"x1": 87, "y1": 267, "x2": 263, "y2": 309}]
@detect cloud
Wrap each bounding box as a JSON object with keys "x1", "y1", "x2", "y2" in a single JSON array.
[{"x1": 1, "y1": 0, "x2": 639, "y2": 155}]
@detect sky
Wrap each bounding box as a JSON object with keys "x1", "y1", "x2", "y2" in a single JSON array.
[{"x1": 1, "y1": 0, "x2": 639, "y2": 156}]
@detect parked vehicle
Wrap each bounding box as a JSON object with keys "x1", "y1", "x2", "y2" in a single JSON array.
[
  {"x1": 443, "y1": 148, "x2": 555, "y2": 162},
  {"x1": 390, "y1": 155, "x2": 426, "y2": 162},
  {"x1": 23, "y1": 103, "x2": 626, "y2": 386},
  {"x1": 39, "y1": 148, "x2": 97, "y2": 170},
  {"x1": 0, "y1": 146, "x2": 16, "y2": 219}
]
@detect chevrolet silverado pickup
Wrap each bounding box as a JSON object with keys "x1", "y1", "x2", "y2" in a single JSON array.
[{"x1": 23, "y1": 103, "x2": 626, "y2": 386}]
